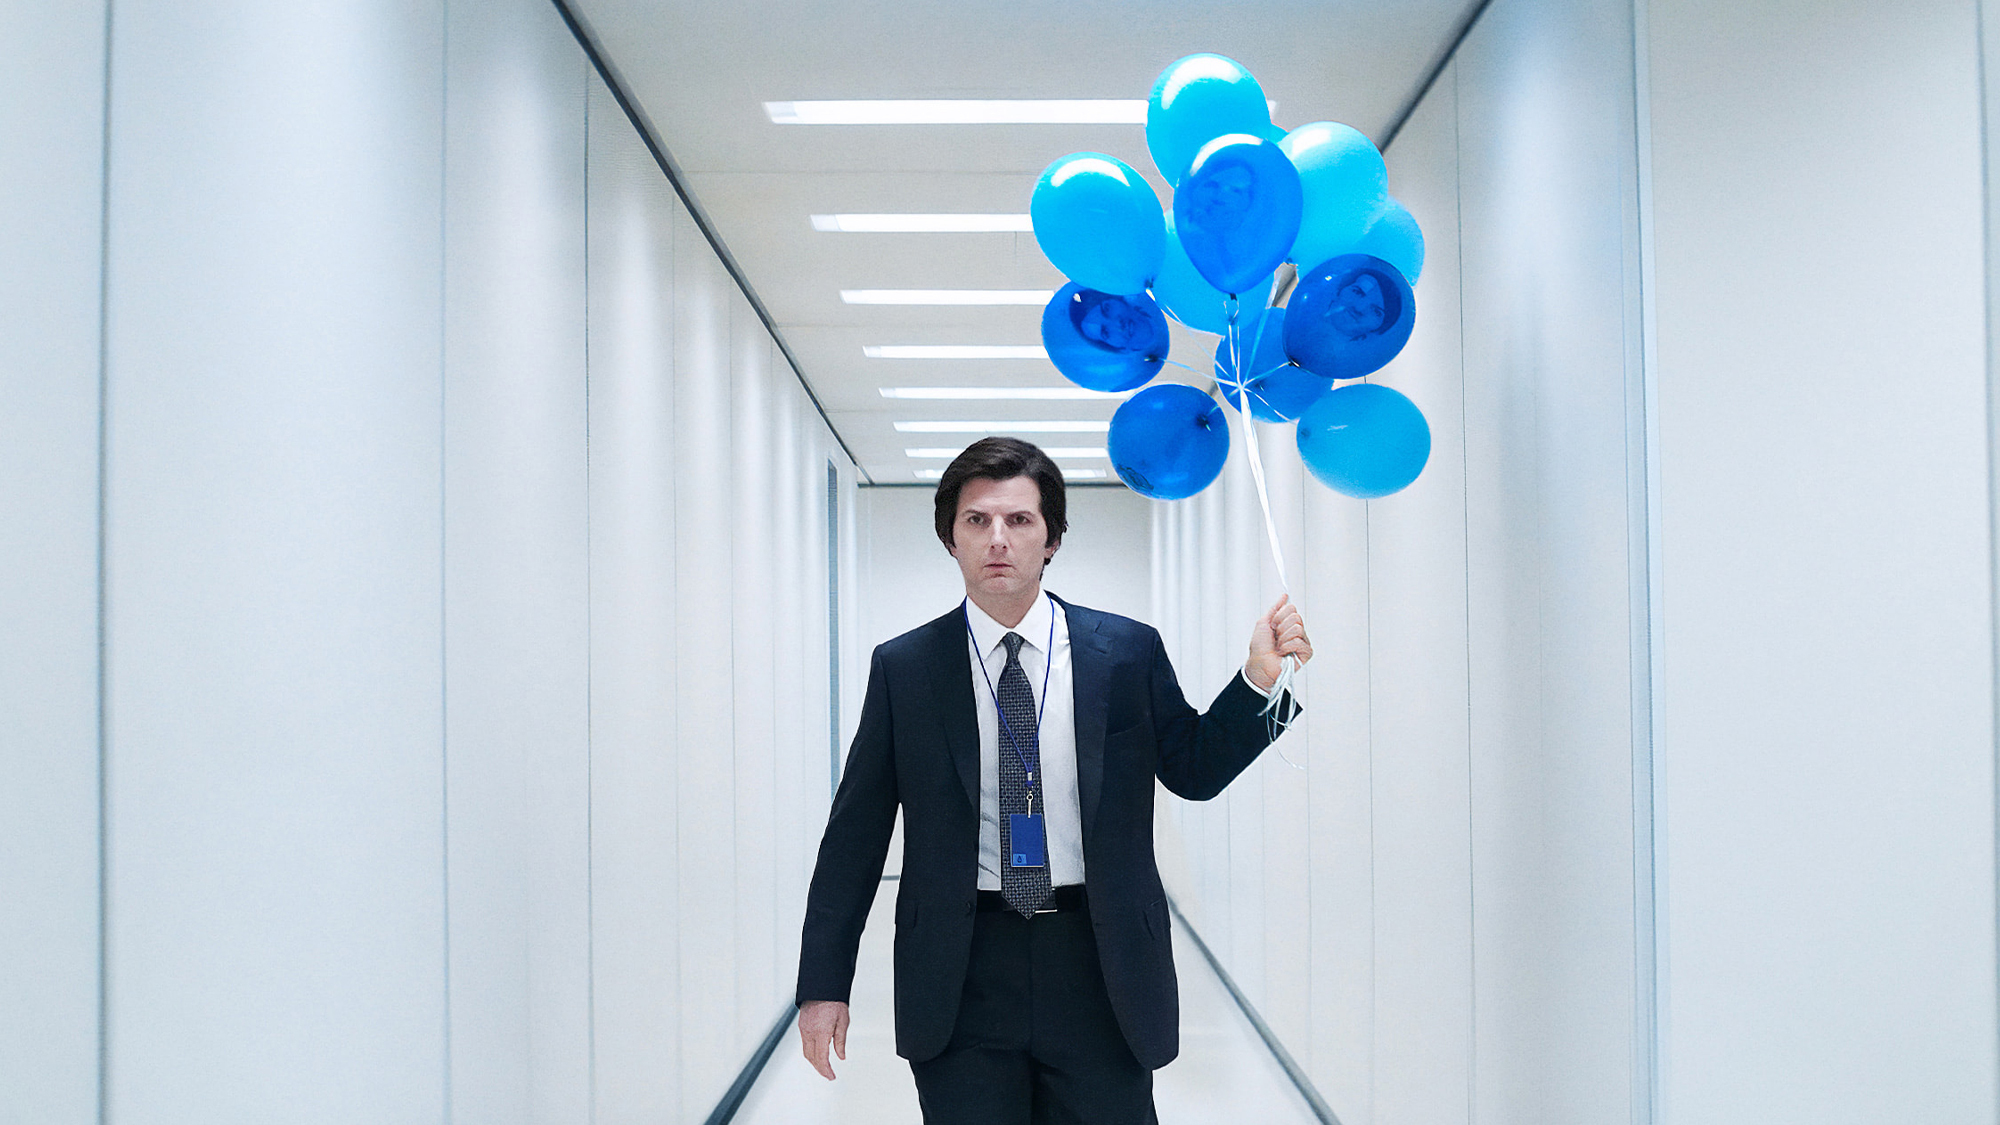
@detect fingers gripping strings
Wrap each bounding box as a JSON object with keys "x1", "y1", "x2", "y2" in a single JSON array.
[{"x1": 1226, "y1": 296, "x2": 1304, "y2": 766}]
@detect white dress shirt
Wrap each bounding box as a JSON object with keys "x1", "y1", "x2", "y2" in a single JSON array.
[{"x1": 964, "y1": 593, "x2": 1086, "y2": 891}]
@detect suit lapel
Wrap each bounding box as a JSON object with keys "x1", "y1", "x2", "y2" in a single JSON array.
[
  {"x1": 1059, "y1": 596, "x2": 1109, "y2": 841},
  {"x1": 922, "y1": 606, "x2": 982, "y2": 812}
]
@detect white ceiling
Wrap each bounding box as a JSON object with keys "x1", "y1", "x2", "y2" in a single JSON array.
[{"x1": 571, "y1": 0, "x2": 1479, "y2": 483}]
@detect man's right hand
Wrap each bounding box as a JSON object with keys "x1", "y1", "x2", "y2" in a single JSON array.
[{"x1": 798, "y1": 999, "x2": 850, "y2": 1080}]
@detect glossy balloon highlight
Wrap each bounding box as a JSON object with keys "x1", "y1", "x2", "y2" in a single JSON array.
[
  {"x1": 1030, "y1": 152, "x2": 1166, "y2": 295},
  {"x1": 1108, "y1": 384, "x2": 1230, "y2": 500},
  {"x1": 1172, "y1": 134, "x2": 1302, "y2": 296},
  {"x1": 1146, "y1": 54, "x2": 1272, "y2": 184},
  {"x1": 1150, "y1": 216, "x2": 1272, "y2": 334},
  {"x1": 1041, "y1": 284, "x2": 1170, "y2": 393},
  {"x1": 1279, "y1": 122, "x2": 1387, "y2": 271},
  {"x1": 1283, "y1": 253, "x2": 1416, "y2": 381},
  {"x1": 1295, "y1": 383, "x2": 1430, "y2": 499}
]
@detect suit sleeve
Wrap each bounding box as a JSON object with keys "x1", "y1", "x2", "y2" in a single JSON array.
[
  {"x1": 1147, "y1": 629, "x2": 1301, "y2": 801},
  {"x1": 795, "y1": 646, "x2": 900, "y2": 1007}
]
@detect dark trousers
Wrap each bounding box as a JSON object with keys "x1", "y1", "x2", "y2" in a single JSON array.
[{"x1": 909, "y1": 902, "x2": 1156, "y2": 1125}]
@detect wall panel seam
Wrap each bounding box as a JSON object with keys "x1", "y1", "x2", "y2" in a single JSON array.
[{"x1": 95, "y1": 2, "x2": 115, "y2": 1120}]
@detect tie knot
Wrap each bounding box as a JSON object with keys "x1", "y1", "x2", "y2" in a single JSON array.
[{"x1": 1001, "y1": 632, "x2": 1025, "y2": 661}]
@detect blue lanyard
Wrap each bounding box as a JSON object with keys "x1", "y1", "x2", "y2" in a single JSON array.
[{"x1": 965, "y1": 598, "x2": 1056, "y2": 810}]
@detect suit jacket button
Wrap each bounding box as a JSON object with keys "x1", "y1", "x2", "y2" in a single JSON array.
[{"x1": 965, "y1": 900, "x2": 975, "y2": 916}]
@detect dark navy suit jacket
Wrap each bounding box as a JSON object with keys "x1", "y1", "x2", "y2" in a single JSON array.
[{"x1": 795, "y1": 594, "x2": 1292, "y2": 1069}]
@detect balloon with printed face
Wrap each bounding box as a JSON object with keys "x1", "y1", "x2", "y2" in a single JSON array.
[
  {"x1": 1172, "y1": 134, "x2": 1303, "y2": 296},
  {"x1": 1146, "y1": 54, "x2": 1273, "y2": 184},
  {"x1": 1041, "y1": 284, "x2": 1170, "y2": 393},
  {"x1": 1109, "y1": 383, "x2": 1230, "y2": 500},
  {"x1": 1031, "y1": 152, "x2": 1166, "y2": 296},
  {"x1": 1283, "y1": 253, "x2": 1416, "y2": 381},
  {"x1": 1214, "y1": 307, "x2": 1331, "y2": 423},
  {"x1": 1349, "y1": 197, "x2": 1425, "y2": 285},
  {"x1": 1151, "y1": 215, "x2": 1273, "y2": 335},
  {"x1": 1296, "y1": 382, "x2": 1431, "y2": 499},
  {"x1": 1280, "y1": 122, "x2": 1388, "y2": 272}
]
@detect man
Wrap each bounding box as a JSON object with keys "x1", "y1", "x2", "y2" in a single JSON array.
[{"x1": 796, "y1": 437, "x2": 1311, "y2": 1124}]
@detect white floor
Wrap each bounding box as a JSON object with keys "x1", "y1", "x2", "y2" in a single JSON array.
[{"x1": 736, "y1": 883, "x2": 1321, "y2": 1125}]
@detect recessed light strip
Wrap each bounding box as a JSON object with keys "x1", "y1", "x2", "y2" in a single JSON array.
[
  {"x1": 768, "y1": 100, "x2": 1147, "y2": 125},
  {"x1": 843, "y1": 290, "x2": 1053, "y2": 306},
  {"x1": 915, "y1": 467, "x2": 1108, "y2": 480},
  {"x1": 907, "y1": 447, "x2": 1108, "y2": 459},
  {"x1": 895, "y1": 421, "x2": 1110, "y2": 433},
  {"x1": 813, "y1": 214, "x2": 1032, "y2": 233},
  {"x1": 880, "y1": 387, "x2": 1123, "y2": 400},
  {"x1": 866, "y1": 346, "x2": 1047, "y2": 360}
]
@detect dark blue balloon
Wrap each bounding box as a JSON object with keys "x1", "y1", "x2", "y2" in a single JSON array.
[
  {"x1": 1283, "y1": 253, "x2": 1416, "y2": 380},
  {"x1": 1214, "y1": 307, "x2": 1330, "y2": 422},
  {"x1": 1108, "y1": 384, "x2": 1230, "y2": 500},
  {"x1": 1295, "y1": 383, "x2": 1430, "y2": 499},
  {"x1": 1172, "y1": 134, "x2": 1302, "y2": 296},
  {"x1": 1041, "y1": 284, "x2": 1169, "y2": 392}
]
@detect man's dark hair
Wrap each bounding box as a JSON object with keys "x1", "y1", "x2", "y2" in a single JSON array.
[{"x1": 933, "y1": 437, "x2": 1068, "y2": 555}]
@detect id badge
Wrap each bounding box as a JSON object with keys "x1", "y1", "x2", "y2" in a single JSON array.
[{"x1": 1009, "y1": 813, "x2": 1047, "y2": 868}]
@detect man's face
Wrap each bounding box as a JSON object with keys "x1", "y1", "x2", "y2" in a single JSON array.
[
  {"x1": 947, "y1": 475, "x2": 1057, "y2": 603},
  {"x1": 1191, "y1": 164, "x2": 1255, "y2": 233},
  {"x1": 1327, "y1": 270, "x2": 1388, "y2": 338},
  {"x1": 1079, "y1": 297, "x2": 1147, "y2": 352}
]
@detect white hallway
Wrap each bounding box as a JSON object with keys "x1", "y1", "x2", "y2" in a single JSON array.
[{"x1": 3, "y1": 1, "x2": 1996, "y2": 1123}]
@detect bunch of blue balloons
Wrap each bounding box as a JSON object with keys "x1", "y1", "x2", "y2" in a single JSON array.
[{"x1": 1032, "y1": 53, "x2": 1432, "y2": 502}]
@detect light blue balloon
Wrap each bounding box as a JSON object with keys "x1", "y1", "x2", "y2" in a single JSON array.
[
  {"x1": 1150, "y1": 216, "x2": 1273, "y2": 335},
  {"x1": 1146, "y1": 54, "x2": 1272, "y2": 184},
  {"x1": 1349, "y1": 197, "x2": 1425, "y2": 285},
  {"x1": 1279, "y1": 122, "x2": 1387, "y2": 271},
  {"x1": 1031, "y1": 152, "x2": 1165, "y2": 295},
  {"x1": 1173, "y1": 134, "x2": 1303, "y2": 296},
  {"x1": 1109, "y1": 383, "x2": 1230, "y2": 500},
  {"x1": 1296, "y1": 383, "x2": 1431, "y2": 499},
  {"x1": 1216, "y1": 308, "x2": 1330, "y2": 423}
]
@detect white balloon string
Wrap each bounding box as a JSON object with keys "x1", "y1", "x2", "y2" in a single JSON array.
[{"x1": 1226, "y1": 293, "x2": 1303, "y2": 764}]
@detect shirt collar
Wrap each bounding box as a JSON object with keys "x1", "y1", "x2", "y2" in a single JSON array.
[{"x1": 964, "y1": 591, "x2": 1054, "y2": 659}]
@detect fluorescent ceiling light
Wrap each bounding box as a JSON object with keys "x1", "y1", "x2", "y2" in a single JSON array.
[
  {"x1": 915, "y1": 467, "x2": 1109, "y2": 481},
  {"x1": 767, "y1": 99, "x2": 1273, "y2": 125},
  {"x1": 843, "y1": 290, "x2": 1053, "y2": 306},
  {"x1": 906, "y1": 447, "x2": 1108, "y2": 459},
  {"x1": 880, "y1": 387, "x2": 1123, "y2": 400},
  {"x1": 895, "y1": 420, "x2": 1111, "y2": 433},
  {"x1": 865, "y1": 346, "x2": 1047, "y2": 360},
  {"x1": 813, "y1": 214, "x2": 1032, "y2": 233},
  {"x1": 769, "y1": 100, "x2": 1147, "y2": 125}
]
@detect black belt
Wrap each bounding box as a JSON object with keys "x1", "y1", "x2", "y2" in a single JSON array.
[{"x1": 978, "y1": 885, "x2": 1087, "y2": 915}]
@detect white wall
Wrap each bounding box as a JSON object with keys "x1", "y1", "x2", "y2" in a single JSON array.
[
  {"x1": 1152, "y1": 2, "x2": 1654, "y2": 1122},
  {"x1": 102, "y1": 3, "x2": 451, "y2": 1119},
  {"x1": 0, "y1": 3, "x2": 106, "y2": 1123},
  {"x1": 1648, "y1": 1, "x2": 1997, "y2": 1120},
  {"x1": 6, "y1": 0, "x2": 857, "y2": 1119},
  {"x1": 1156, "y1": 2, "x2": 2000, "y2": 1123}
]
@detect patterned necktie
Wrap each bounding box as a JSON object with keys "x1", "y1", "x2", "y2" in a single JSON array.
[{"x1": 998, "y1": 632, "x2": 1052, "y2": 918}]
